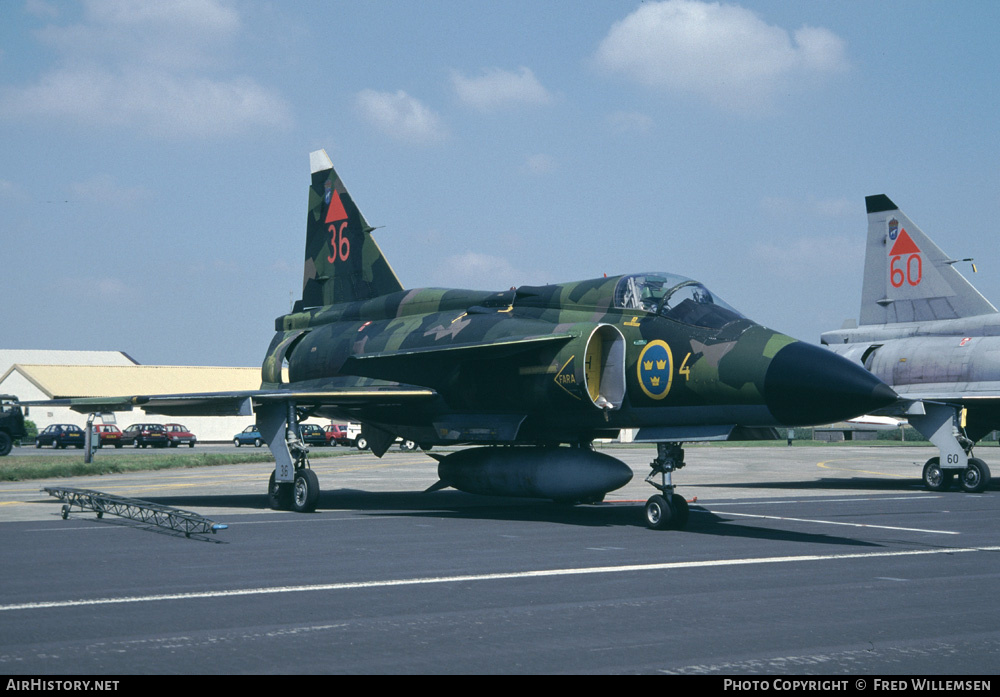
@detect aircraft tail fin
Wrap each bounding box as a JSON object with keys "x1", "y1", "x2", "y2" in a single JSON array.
[
  {"x1": 298, "y1": 150, "x2": 403, "y2": 310},
  {"x1": 859, "y1": 194, "x2": 995, "y2": 325}
]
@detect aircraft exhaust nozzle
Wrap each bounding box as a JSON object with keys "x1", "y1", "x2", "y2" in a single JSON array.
[
  {"x1": 763, "y1": 341, "x2": 898, "y2": 426},
  {"x1": 434, "y1": 447, "x2": 633, "y2": 502}
]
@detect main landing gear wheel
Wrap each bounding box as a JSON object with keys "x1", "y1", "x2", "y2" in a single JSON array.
[
  {"x1": 293, "y1": 469, "x2": 320, "y2": 513},
  {"x1": 268, "y1": 471, "x2": 293, "y2": 510},
  {"x1": 960, "y1": 458, "x2": 991, "y2": 494},
  {"x1": 922, "y1": 457, "x2": 955, "y2": 492},
  {"x1": 644, "y1": 494, "x2": 689, "y2": 530}
]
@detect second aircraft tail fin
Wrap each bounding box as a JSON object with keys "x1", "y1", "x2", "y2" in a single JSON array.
[{"x1": 859, "y1": 194, "x2": 995, "y2": 325}]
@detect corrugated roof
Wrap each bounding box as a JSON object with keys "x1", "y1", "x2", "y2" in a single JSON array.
[
  {"x1": 4, "y1": 365, "x2": 260, "y2": 398},
  {"x1": 0, "y1": 350, "x2": 137, "y2": 377}
]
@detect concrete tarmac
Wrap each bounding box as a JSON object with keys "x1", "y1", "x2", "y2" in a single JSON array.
[{"x1": 1, "y1": 443, "x2": 998, "y2": 675}]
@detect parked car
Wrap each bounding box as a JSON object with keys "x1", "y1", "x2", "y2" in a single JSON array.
[
  {"x1": 163, "y1": 423, "x2": 197, "y2": 448},
  {"x1": 121, "y1": 423, "x2": 168, "y2": 448},
  {"x1": 94, "y1": 424, "x2": 123, "y2": 448},
  {"x1": 35, "y1": 424, "x2": 85, "y2": 449},
  {"x1": 324, "y1": 424, "x2": 349, "y2": 446},
  {"x1": 298, "y1": 423, "x2": 327, "y2": 446},
  {"x1": 234, "y1": 425, "x2": 263, "y2": 447}
]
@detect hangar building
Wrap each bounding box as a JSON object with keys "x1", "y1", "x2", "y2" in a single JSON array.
[{"x1": 0, "y1": 350, "x2": 263, "y2": 443}]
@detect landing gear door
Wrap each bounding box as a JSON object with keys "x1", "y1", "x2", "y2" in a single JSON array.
[
  {"x1": 257, "y1": 401, "x2": 296, "y2": 483},
  {"x1": 908, "y1": 401, "x2": 969, "y2": 471}
]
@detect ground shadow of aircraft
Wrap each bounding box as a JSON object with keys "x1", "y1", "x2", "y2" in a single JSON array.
[{"x1": 136, "y1": 488, "x2": 883, "y2": 547}]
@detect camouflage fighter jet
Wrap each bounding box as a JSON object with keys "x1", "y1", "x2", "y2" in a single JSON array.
[
  {"x1": 823, "y1": 195, "x2": 1000, "y2": 493},
  {"x1": 25, "y1": 152, "x2": 897, "y2": 529}
]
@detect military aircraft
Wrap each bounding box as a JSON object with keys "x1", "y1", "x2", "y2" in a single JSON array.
[
  {"x1": 24, "y1": 151, "x2": 897, "y2": 529},
  {"x1": 822, "y1": 194, "x2": 1000, "y2": 493}
]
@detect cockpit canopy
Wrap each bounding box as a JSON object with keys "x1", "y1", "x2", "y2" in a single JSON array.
[{"x1": 614, "y1": 273, "x2": 746, "y2": 330}]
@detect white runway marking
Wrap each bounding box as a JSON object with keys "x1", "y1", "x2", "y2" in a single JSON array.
[
  {"x1": 701, "y1": 509, "x2": 959, "y2": 535},
  {"x1": 3, "y1": 546, "x2": 997, "y2": 613},
  {"x1": 707, "y1": 496, "x2": 937, "y2": 507}
]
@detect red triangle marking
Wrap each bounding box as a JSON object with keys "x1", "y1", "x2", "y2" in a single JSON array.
[
  {"x1": 889, "y1": 229, "x2": 921, "y2": 256},
  {"x1": 325, "y1": 188, "x2": 348, "y2": 223}
]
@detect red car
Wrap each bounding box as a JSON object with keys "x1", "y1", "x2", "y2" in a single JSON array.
[
  {"x1": 163, "y1": 423, "x2": 197, "y2": 448},
  {"x1": 95, "y1": 424, "x2": 123, "y2": 448},
  {"x1": 324, "y1": 424, "x2": 349, "y2": 446}
]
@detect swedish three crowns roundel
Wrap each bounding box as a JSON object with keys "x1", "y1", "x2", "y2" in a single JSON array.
[{"x1": 637, "y1": 340, "x2": 673, "y2": 400}]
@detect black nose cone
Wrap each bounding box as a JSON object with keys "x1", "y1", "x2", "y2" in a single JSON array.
[{"x1": 764, "y1": 341, "x2": 898, "y2": 426}]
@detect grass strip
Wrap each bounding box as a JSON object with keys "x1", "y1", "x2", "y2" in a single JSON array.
[{"x1": 0, "y1": 448, "x2": 354, "y2": 482}]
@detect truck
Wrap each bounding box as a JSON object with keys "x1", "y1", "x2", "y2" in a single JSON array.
[{"x1": 0, "y1": 395, "x2": 28, "y2": 456}]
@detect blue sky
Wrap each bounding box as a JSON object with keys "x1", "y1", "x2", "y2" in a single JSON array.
[{"x1": 2, "y1": 0, "x2": 998, "y2": 367}]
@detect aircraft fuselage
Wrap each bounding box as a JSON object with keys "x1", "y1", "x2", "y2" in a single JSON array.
[{"x1": 264, "y1": 274, "x2": 894, "y2": 447}]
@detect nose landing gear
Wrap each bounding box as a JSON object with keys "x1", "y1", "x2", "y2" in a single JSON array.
[{"x1": 644, "y1": 442, "x2": 690, "y2": 530}]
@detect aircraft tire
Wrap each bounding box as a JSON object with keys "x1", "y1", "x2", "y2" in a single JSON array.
[
  {"x1": 644, "y1": 495, "x2": 674, "y2": 530},
  {"x1": 960, "y1": 458, "x2": 991, "y2": 494},
  {"x1": 922, "y1": 457, "x2": 954, "y2": 492},
  {"x1": 292, "y1": 469, "x2": 320, "y2": 513},
  {"x1": 670, "y1": 493, "x2": 690, "y2": 529},
  {"x1": 401, "y1": 440, "x2": 416, "y2": 451},
  {"x1": 268, "y1": 471, "x2": 293, "y2": 510}
]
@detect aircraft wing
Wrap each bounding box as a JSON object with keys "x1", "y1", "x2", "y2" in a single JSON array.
[
  {"x1": 16, "y1": 333, "x2": 572, "y2": 417},
  {"x1": 17, "y1": 385, "x2": 437, "y2": 417}
]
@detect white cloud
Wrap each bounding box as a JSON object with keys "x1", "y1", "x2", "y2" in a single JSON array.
[
  {"x1": 84, "y1": 0, "x2": 240, "y2": 33},
  {"x1": 594, "y1": 0, "x2": 848, "y2": 112},
  {"x1": 355, "y1": 89, "x2": 447, "y2": 144},
  {"x1": 0, "y1": 179, "x2": 26, "y2": 201},
  {"x1": 760, "y1": 195, "x2": 854, "y2": 220},
  {"x1": 751, "y1": 235, "x2": 861, "y2": 282},
  {"x1": 70, "y1": 174, "x2": 150, "y2": 206},
  {"x1": 35, "y1": 0, "x2": 242, "y2": 71},
  {"x1": 2, "y1": 0, "x2": 291, "y2": 137},
  {"x1": 523, "y1": 154, "x2": 556, "y2": 174},
  {"x1": 607, "y1": 110, "x2": 654, "y2": 134},
  {"x1": 3, "y1": 67, "x2": 290, "y2": 138},
  {"x1": 58, "y1": 276, "x2": 130, "y2": 301},
  {"x1": 436, "y1": 252, "x2": 536, "y2": 290},
  {"x1": 95, "y1": 277, "x2": 129, "y2": 299},
  {"x1": 451, "y1": 67, "x2": 552, "y2": 112},
  {"x1": 24, "y1": 0, "x2": 60, "y2": 20}
]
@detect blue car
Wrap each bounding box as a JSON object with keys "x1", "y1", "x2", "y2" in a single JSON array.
[
  {"x1": 35, "y1": 424, "x2": 85, "y2": 449},
  {"x1": 233, "y1": 425, "x2": 263, "y2": 447}
]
